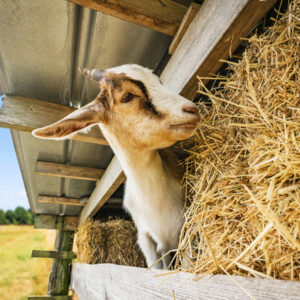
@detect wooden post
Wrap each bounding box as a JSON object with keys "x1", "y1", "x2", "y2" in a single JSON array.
[
  {"x1": 47, "y1": 231, "x2": 74, "y2": 296},
  {"x1": 29, "y1": 215, "x2": 77, "y2": 299}
]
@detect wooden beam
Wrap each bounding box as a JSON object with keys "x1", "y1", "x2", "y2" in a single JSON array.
[
  {"x1": 34, "y1": 215, "x2": 78, "y2": 231},
  {"x1": 0, "y1": 95, "x2": 108, "y2": 145},
  {"x1": 35, "y1": 161, "x2": 104, "y2": 181},
  {"x1": 32, "y1": 250, "x2": 77, "y2": 260},
  {"x1": 38, "y1": 196, "x2": 87, "y2": 207},
  {"x1": 169, "y1": 3, "x2": 200, "y2": 55},
  {"x1": 66, "y1": 0, "x2": 187, "y2": 36},
  {"x1": 161, "y1": 0, "x2": 276, "y2": 99},
  {"x1": 28, "y1": 297, "x2": 72, "y2": 300},
  {"x1": 79, "y1": 156, "x2": 126, "y2": 224}
]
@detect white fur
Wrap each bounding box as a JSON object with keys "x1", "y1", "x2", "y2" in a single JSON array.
[
  {"x1": 33, "y1": 64, "x2": 200, "y2": 269},
  {"x1": 99, "y1": 65, "x2": 199, "y2": 269}
]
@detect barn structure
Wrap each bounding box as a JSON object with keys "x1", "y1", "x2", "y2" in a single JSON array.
[{"x1": 0, "y1": 0, "x2": 299, "y2": 299}]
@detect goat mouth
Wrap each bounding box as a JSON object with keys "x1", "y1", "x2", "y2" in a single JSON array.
[{"x1": 169, "y1": 123, "x2": 198, "y2": 129}]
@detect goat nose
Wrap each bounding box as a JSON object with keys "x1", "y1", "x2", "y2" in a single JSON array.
[{"x1": 182, "y1": 105, "x2": 199, "y2": 115}]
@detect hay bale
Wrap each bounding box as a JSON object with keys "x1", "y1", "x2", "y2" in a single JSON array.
[
  {"x1": 76, "y1": 218, "x2": 146, "y2": 267},
  {"x1": 177, "y1": 1, "x2": 300, "y2": 280}
]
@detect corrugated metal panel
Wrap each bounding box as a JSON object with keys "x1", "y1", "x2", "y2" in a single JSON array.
[{"x1": 0, "y1": 0, "x2": 173, "y2": 215}]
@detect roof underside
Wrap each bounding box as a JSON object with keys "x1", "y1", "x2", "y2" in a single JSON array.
[{"x1": 0, "y1": 0, "x2": 176, "y2": 215}]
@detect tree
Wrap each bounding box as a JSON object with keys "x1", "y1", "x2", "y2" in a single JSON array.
[
  {"x1": 14, "y1": 206, "x2": 27, "y2": 224},
  {"x1": 25, "y1": 209, "x2": 34, "y2": 225},
  {"x1": 5, "y1": 209, "x2": 17, "y2": 224},
  {"x1": 0, "y1": 209, "x2": 8, "y2": 224}
]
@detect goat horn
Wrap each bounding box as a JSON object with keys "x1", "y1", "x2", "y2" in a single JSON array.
[{"x1": 79, "y1": 67, "x2": 104, "y2": 82}]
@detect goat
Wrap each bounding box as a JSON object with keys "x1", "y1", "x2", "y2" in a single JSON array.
[{"x1": 32, "y1": 64, "x2": 200, "y2": 269}]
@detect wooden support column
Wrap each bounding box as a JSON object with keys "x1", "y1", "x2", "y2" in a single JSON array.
[
  {"x1": 169, "y1": 3, "x2": 201, "y2": 55},
  {"x1": 161, "y1": 0, "x2": 276, "y2": 99},
  {"x1": 47, "y1": 231, "x2": 74, "y2": 296},
  {"x1": 79, "y1": 156, "x2": 125, "y2": 224},
  {"x1": 30, "y1": 215, "x2": 77, "y2": 300}
]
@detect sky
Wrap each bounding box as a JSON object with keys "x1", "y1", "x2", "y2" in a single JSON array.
[{"x1": 0, "y1": 127, "x2": 29, "y2": 211}]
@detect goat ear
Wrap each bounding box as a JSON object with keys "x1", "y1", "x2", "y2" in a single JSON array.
[
  {"x1": 32, "y1": 99, "x2": 106, "y2": 140},
  {"x1": 79, "y1": 67, "x2": 104, "y2": 83}
]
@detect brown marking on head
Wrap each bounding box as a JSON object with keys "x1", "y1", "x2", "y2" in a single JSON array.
[{"x1": 33, "y1": 65, "x2": 199, "y2": 149}]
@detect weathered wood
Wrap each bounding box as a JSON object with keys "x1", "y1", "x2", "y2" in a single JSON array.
[
  {"x1": 169, "y1": 3, "x2": 200, "y2": 55},
  {"x1": 28, "y1": 296, "x2": 72, "y2": 300},
  {"x1": 32, "y1": 250, "x2": 76, "y2": 260},
  {"x1": 79, "y1": 156, "x2": 126, "y2": 224},
  {"x1": 71, "y1": 263, "x2": 300, "y2": 300},
  {"x1": 66, "y1": 0, "x2": 187, "y2": 36},
  {"x1": 38, "y1": 196, "x2": 87, "y2": 207},
  {"x1": 47, "y1": 231, "x2": 74, "y2": 296},
  {"x1": 0, "y1": 95, "x2": 108, "y2": 145},
  {"x1": 34, "y1": 215, "x2": 78, "y2": 231},
  {"x1": 161, "y1": 0, "x2": 276, "y2": 99},
  {"x1": 35, "y1": 161, "x2": 104, "y2": 181}
]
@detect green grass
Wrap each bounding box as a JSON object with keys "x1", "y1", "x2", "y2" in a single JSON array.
[{"x1": 0, "y1": 225, "x2": 54, "y2": 300}]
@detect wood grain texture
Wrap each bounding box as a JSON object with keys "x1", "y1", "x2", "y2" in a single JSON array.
[
  {"x1": 34, "y1": 215, "x2": 78, "y2": 231},
  {"x1": 38, "y1": 196, "x2": 87, "y2": 207},
  {"x1": 35, "y1": 161, "x2": 104, "y2": 181},
  {"x1": 66, "y1": 0, "x2": 187, "y2": 36},
  {"x1": 28, "y1": 297, "x2": 72, "y2": 300},
  {"x1": 169, "y1": 3, "x2": 200, "y2": 55},
  {"x1": 0, "y1": 95, "x2": 108, "y2": 144},
  {"x1": 47, "y1": 231, "x2": 74, "y2": 296},
  {"x1": 161, "y1": 0, "x2": 276, "y2": 99},
  {"x1": 71, "y1": 263, "x2": 300, "y2": 300},
  {"x1": 79, "y1": 156, "x2": 126, "y2": 224},
  {"x1": 32, "y1": 250, "x2": 77, "y2": 260}
]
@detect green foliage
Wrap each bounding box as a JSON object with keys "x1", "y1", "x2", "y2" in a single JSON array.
[
  {"x1": 2, "y1": 207, "x2": 34, "y2": 225},
  {"x1": 5, "y1": 210, "x2": 17, "y2": 224},
  {"x1": 0, "y1": 209, "x2": 9, "y2": 224}
]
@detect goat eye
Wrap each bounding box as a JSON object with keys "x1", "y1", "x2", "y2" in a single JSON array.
[{"x1": 121, "y1": 93, "x2": 134, "y2": 103}]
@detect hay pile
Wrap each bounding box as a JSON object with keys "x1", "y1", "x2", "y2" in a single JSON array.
[
  {"x1": 76, "y1": 218, "x2": 146, "y2": 267},
  {"x1": 177, "y1": 1, "x2": 300, "y2": 280}
]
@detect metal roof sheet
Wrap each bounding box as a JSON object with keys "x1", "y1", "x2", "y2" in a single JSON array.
[{"x1": 0, "y1": 0, "x2": 173, "y2": 215}]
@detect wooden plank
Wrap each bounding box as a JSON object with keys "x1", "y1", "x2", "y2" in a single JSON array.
[
  {"x1": 79, "y1": 156, "x2": 126, "y2": 224},
  {"x1": 161, "y1": 0, "x2": 276, "y2": 99},
  {"x1": 38, "y1": 196, "x2": 87, "y2": 207},
  {"x1": 0, "y1": 95, "x2": 108, "y2": 145},
  {"x1": 66, "y1": 0, "x2": 187, "y2": 36},
  {"x1": 32, "y1": 250, "x2": 76, "y2": 260},
  {"x1": 47, "y1": 231, "x2": 74, "y2": 296},
  {"x1": 34, "y1": 215, "x2": 78, "y2": 231},
  {"x1": 28, "y1": 296, "x2": 72, "y2": 300},
  {"x1": 169, "y1": 3, "x2": 200, "y2": 55},
  {"x1": 71, "y1": 263, "x2": 300, "y2": 300},
  {"x1": 35, "y1": 161, "x2": 104, "y2": 181}
]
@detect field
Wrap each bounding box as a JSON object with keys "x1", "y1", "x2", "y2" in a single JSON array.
[{"x1": 0, "y1": 225, "x2": 55, "y2": 300}]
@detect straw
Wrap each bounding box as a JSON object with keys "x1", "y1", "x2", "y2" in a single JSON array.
[{"x1": 176, "y1": 0, "x2": 300, "y2": 280}]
